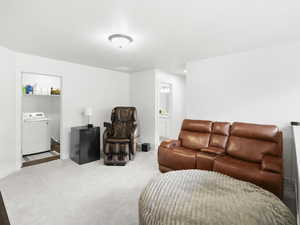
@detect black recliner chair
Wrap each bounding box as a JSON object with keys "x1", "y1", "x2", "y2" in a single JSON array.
[{"x1": 103, "y1": 107, "x2": 138, "y2": 165}]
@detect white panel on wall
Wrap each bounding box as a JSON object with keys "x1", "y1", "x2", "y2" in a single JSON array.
[
  {"x1": 130, "y1": 70, "x2": 157, "y2": 147},
  {"x1": 186, "y1": 42, "x2": 300, "y2": 181},
  {"x1": 0, "y1": 46, "x2": 17, "y2": 178}
]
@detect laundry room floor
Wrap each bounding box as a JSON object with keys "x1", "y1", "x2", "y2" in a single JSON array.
[{"x1": 22, "y1": 151, "x2": 60, "y2": 167}]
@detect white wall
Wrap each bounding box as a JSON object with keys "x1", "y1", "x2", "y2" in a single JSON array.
[
  {"x1": 186, "y1": 42, "x2": 300, "y2": 181},
  {"x1": 156, "y1": 70, "x2": 186, "y2": 139},
  {"x1": 0, "y1": 47, "x2": 17, "y2": 179},
  {"x1": 15, "y1": 52, "x2": 130, "y2": 166},
  {"x1": 130, "y1": 70, "x2": 158, "y2": 147},
  {"x1": 130, "y1": 69, "x2": 186, "y2": 149}
]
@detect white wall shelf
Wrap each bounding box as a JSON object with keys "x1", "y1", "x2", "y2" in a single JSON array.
[{"x1": 23, "y1": 94, "x2": 60, "y2": 97}]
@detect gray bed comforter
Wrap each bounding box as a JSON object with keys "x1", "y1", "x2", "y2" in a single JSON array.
[{"x1": 139, "y1": 170, "x2": 296, "y2": 225}]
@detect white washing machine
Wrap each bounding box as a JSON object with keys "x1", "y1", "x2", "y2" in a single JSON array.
[{"x1": 22, "y1": 112, "x2": 50, "y2": 155}]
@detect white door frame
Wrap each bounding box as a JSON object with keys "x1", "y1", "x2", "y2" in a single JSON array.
[
  {"x1": 157, "y1": 82, "x2": 173, "y2": 141},
  {"x1": 16, "y1": 71, "x2": 64, "y2": 168}
]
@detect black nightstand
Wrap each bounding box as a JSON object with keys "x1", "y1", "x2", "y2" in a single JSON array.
[{"x1": 70, "y1": 126, "x2": 100, "y2": 165}]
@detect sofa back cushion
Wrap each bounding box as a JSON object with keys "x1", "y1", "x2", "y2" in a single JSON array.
[
  {"x1": 209, "y1": 122, "x2": 231, "y2": 149},
  {"x1": 179, "y1": 120, "x2": 212, "y2": 150},
  {"x1": 227, "y1": 122, "x2": 280, "y2": 163}
]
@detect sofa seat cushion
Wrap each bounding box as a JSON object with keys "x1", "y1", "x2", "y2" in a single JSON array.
[
  {"x1": 158, "y1": 147, "x2": 197, "y2": 170},
  {"x1": 196, "y1": 152, "x2": 219, "y2": 171},
  {"x1": 214, "y1": 156, "x2": 262, "y2": 185},
  {"x1": 214, "y1": 156, "x2": 283, "y2": 197}
]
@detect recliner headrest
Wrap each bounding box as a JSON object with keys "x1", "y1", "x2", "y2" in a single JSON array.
[
  {"x1": 181, "y1": 119, "x2": 212, "y2": 133},
  {"x1": 212, "y1": 122, "x2": 231, "y2": 136},
  {"x1": 231, "y1": 122, "x2": 279, "y2": 142},
  {"x1": 112, "y1": 107, "x2": 137, "y2": 122}
]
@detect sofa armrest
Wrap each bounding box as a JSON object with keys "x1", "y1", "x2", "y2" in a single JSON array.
[
  {"x1": 201, "y1": 147, "x2": 225, "y2": 155},
  {"x1": 104, "y1": 122, "x2": 112, "y2": 128},
  {"x1": 262, "y1": 155, "x2": 282, "y2": 173},
  {"x1": 160, "y1": 140, "x2": 181, "y2": 149}
]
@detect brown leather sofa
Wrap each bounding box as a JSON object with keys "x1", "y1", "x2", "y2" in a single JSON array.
[{"x1": 158, "y1": 120, "x2": 283, "y2": 198}]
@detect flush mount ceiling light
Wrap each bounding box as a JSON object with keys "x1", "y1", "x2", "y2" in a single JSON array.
[{"x1": 108, "y1": 34, "x2": 133, "y2": 48}]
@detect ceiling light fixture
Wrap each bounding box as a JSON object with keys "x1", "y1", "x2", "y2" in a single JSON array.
[{"x1": 108, "y1": 34, "x2": 133, "y2": 48}]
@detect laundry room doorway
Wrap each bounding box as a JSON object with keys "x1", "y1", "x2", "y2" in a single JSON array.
[{"x1": 20, "y1": 72, "x2": 62, "y2": 167}]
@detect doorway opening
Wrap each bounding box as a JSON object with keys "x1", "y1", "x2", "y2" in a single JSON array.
[
  {"x1": 21, "y1": 72, "x2": 62, "y2": 167},
  {"x1": 158, "y1": 82, "x2": 172, "y2": 143}
]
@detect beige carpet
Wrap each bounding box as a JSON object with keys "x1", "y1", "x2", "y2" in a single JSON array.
[
  {"x1": 0, "y1": 150, "x2": 295, "y2": 225},
  {"x1": 0, "y1": 151, "x2": 159, "y2": 225}
]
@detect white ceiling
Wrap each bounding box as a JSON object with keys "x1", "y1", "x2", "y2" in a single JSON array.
[{"x1": 1, "y1": 0, "x2": 300, "y2": 74}]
